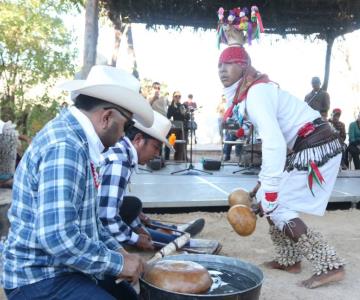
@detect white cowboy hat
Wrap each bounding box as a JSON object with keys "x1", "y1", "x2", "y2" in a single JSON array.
[
  {"x1": 134, "y1": 111, "x2": 174, "y2": 150},
  {"x1": 57, "y1": 65, "x2": 154, "y2": 127}
]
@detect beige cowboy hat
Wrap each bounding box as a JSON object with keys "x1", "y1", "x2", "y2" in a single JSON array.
[
  {"x1": 57, "y1": 65, "x2": 154, "y2": 127},
  {"x1": 134, "y1": 111, "x2": 174, "y2": 150}
]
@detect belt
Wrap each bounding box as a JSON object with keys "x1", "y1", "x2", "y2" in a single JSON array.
[{"x1": 293, "y1": 119, "x2": 337, "y2": 152}]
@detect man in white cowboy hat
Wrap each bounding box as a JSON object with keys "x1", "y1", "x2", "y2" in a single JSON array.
[
  {"x1": 98, "y1": 111, "x2": 205, "y2": 252},
  {"x1": 2, "y1": 65, "x2": 154, "y2": 300}
]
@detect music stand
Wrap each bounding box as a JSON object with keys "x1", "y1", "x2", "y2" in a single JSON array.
[
  {"x1": 232, "y1": 125, "x2": 260, "y2": 175},
  {"x1": 171, "y1": 109, "x2": 212, "y2": 175}
]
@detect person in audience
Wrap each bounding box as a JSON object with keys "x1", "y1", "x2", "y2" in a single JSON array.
[
  {"x1": 216, "y1": 95, "x2": 227, "y2": 141},
  {"x1": 148, "y1": 81, "x2": 167, "y2": 117},
  {"x1": 346, "y1": 112, "x2": 360, "y2": 169},
  {"x1": 165, "y1": 91, "x2": 188, "y2": 160},
  {"x1": 328, "y1": 108, "x2": 347, "y2": 169},
  {"x1": 304, "y1": 77, "x2": 330, "y2": 120}
]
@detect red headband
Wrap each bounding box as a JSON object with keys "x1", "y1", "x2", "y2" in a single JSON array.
[{"x1": 219, "y1": 46, "x2": 251, "y2": 65}]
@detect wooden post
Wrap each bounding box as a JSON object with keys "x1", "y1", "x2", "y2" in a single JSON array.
[
  {"x1": 322, "y1": 34, "x2": 335, "y2": 91},
  {"x1": 81, "y1": 0, "x2": 99, "y2": 79},
  {"x1": 110, "y1": 15, "x2": 127, "y2": 67}
]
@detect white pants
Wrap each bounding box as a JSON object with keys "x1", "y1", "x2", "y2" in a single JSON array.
[{"x1": 270, "y1": 154, "x2": 342, "y2": 230}]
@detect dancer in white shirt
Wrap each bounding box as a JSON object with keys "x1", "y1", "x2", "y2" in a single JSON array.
[{"x1": 216, "y1": 6, "x2": 345, "y2": 288}]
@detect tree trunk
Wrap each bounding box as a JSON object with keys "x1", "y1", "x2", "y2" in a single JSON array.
[
  {"x1": 322, "y1": 34, "x2": 335, "y2": 91},
  {"x1": 80, "y1": 0, "x2": 99, "y2": 79},
  {"x1": 110, "y1": 16, "x2": 127, "y2": 67},
  {"x1": 126, "y1": 24, "x2": 139, "y2": 79}
]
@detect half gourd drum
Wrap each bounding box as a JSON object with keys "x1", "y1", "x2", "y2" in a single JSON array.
[{"x1": 144, "y1": 260, "x2": 212, "y2": 294}]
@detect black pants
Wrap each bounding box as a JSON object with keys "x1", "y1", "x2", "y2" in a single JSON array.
[
  {"x1": 120, "y1": 196, "x2": 142, "y2": 225},
  {"x1": 347, "y1": 143, "x2": 360, "y2": 169}
]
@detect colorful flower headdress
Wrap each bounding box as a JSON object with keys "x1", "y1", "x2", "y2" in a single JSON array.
[{"x1": 216, "y1": 6, "x2": 264, "y2": 48}]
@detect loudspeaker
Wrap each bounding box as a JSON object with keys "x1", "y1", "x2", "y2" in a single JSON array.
[{"x1": 202, "y1": 159, "x2": 221, "y2": 171}]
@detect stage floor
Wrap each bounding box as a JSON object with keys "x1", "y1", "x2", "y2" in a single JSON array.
[{"x1": 129, "y1": 162, "x2": 360, "y2": 208}]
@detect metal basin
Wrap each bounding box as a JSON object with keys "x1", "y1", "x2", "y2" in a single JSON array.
[{"x1": 140, "y1": 254, "x2": 264, "y2": 300}]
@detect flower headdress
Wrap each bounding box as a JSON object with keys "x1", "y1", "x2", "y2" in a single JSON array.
[{"x1": 217, "y1": 6, "x2": 264, "y2": 48}]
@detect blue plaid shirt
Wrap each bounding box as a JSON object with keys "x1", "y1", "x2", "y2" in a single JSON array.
[
  {"x1": 2, "y1": 109, "x2": 123, "y2": 289},
  {"x1": 98, "y1": 137, "x2": 143, "y2": 245}
]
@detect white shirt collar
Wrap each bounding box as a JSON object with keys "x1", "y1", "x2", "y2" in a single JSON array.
[{"x1": 69, "y1": 106, "x2": 105, "y2": 166}]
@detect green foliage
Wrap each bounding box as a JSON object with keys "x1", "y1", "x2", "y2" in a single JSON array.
[
  {"x1": 0, "y1": 0, "x2": 78, "y2": 133},
  {"x1": 26, "y1": 99, "x2": 60, "y2": 137}
]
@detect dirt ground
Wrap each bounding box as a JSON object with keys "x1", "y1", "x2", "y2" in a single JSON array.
[
  {"x1": 146, "y1": 209, "x2": 360, "y2": 300},
  {"x1": 1, "y1": 209, "x2": 359, "y2": 300}
]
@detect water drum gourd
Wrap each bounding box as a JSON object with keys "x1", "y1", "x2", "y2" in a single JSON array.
[{"x1": 144, "y1": 260, "x2": 212, "y2": 294}]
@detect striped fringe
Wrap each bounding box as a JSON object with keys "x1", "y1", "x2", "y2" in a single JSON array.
[{"x1": 286, "y1": 138, "x2": 343, "y2": 172}]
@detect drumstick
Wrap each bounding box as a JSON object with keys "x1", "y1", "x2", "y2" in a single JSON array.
[
  {"x1": 147, "y1": 232, "x2": 190, "y2": 264},
  {"x1": 115, "y1": 232, "x2": 191, "y2": 284},
  {"x1": 152, "y1": 241, "x2": 207, "y2": 254},
  {"x1": 148, "y1": 218, "x2": 185, "y2": 224},
  {"x1": 147, "y1": 221, "x2": 185, "y2": 234}
]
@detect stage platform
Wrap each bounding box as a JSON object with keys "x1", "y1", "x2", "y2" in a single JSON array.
[
  {"x1": 129, "y1": 161, "x2": 360, "y2": 209},
  {"x1": 1, "y1": 143, "x2": 359, "y2": 211}
]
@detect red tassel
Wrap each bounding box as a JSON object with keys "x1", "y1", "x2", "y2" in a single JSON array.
[
  {"x1": 308, "y1": 173, "x2": 314, "y2": 195},
  {"x1": 256, "y1": 12, "x2": 264, "y2": 32},
  {"x1": 310, "y1": 161, "x2": 325, "y2": 183}
]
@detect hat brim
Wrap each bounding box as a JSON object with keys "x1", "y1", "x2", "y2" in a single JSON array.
[
  {"x1": 134, "y1": 122, "x2": 175, "y2": 151},
  {"x1": 58, "y1": 81, "x2": 154, "y2": 128}
]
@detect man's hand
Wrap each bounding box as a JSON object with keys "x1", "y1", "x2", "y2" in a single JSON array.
[
  {"x1": 139, "y1": 212, "x2": 151, "y2": 226},
  {"x1": 134, "y1": 226, "x2": 151, "y2": 238},
  {"x1": 117, "y1": 252, "x2": 145, "y2": 284},
  {"x1": 136, "y1": 234, "x2": 154, "y2": 251}
]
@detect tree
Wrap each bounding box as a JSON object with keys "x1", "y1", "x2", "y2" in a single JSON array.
[
  {"x1": 80, "y1": 0, "x2": 99, "y2": 79},
  {"x1": 0, "y1": 0, "x2": 76, "y2": 129}
]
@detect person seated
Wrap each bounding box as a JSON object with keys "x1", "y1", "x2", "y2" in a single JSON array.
[
  {"x1": 0, "y1": 120, "x2": 18, "y2": 188},
  {"x1": 328, "y1": 108, "x2": 347, "y2": 169},
  {"x1": 346, "y1": 112, "x2": 360, "y2": 169},
  {"x1": 223, "y1": 118, "x2": 250, "y2": 161},
  {"x1": 98, "y1": 111, "x2": 205, "y2": 251}
]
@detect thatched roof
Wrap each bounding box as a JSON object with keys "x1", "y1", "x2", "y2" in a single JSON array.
[{"x1": 103, "y1": 0, "x2": 360, "y2": 40}]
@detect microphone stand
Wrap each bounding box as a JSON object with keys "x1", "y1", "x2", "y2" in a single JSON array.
[
  {"x1": 233, "y1": 124, "x2": 259, "y2": 175},
  {"x1": 171, "y1": 108, "x2": 212, "y2": 175}
]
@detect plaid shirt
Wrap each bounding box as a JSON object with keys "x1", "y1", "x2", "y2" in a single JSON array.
[
  {"x1": 2, "y1": 109, "x2": 123, "y2": 289},
  {"x1": 98, "y1": 137, "x2": 143, "y2": 245}
]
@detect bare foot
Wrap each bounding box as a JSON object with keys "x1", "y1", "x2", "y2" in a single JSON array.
[
  {"x1": 301, "y1": 267, "x2": 345, "y2": 289},
  {"x1": 263, "y1": 260, "x2": 301, "y2": 273}
]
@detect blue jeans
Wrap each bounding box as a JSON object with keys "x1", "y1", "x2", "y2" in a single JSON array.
[
  {"x1": 223, "y1": 131, "x2": 243, "y2": 159},
  {"x1": 147, "y1": 228, "x2": 190, "y2": 247},
  {"x1": 5, "y1": 273, "x2": 138, "y2": 300}
]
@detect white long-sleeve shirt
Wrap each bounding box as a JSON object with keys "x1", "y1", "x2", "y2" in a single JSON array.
[{"x1": 245, "y1": 83, "x2": 320, "y2": 192}]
